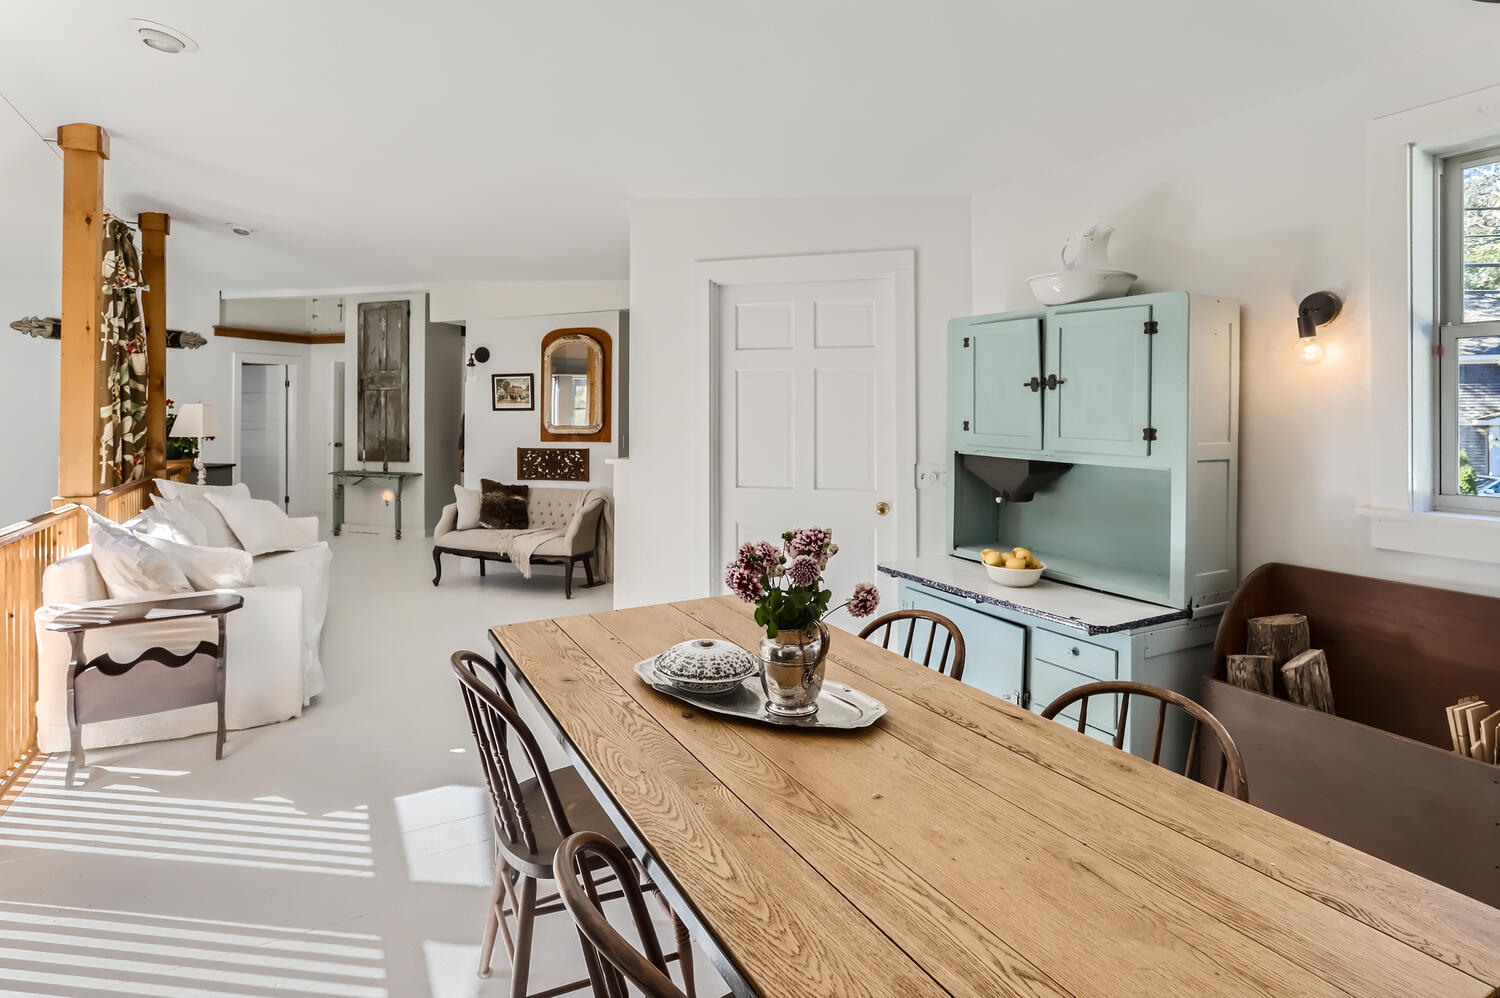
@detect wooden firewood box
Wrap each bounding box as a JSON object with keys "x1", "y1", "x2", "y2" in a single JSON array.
[{"x1": 1202, "y1": 562, "x2": 1500, "y2": 908}]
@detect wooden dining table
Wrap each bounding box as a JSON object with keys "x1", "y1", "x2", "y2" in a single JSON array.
[{"x1": 489, "y1": 597, "x2": 1500, "y2": 998}]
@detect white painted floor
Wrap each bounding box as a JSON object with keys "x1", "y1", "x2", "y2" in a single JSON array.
[{"x1": 0, "y1": 535, "x2": 727, "y2": 998}]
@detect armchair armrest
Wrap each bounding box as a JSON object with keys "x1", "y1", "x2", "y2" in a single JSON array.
[
  {"x1": 288, "y1": 516, "x2": 320, "y2": 547},
  {"x1": 435, "y1": 503, "x2": 457, "y2": 539},
  {"x1": 563, "y1": 497, "x2": 607, "y2": 555}
]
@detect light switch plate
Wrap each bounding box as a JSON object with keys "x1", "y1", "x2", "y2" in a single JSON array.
[{"x1": 915, "y1": 465, "x2": 948, "y2": 488}]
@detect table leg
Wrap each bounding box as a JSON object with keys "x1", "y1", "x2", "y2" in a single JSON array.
[
  {"x1": 65, "y1": 632, "x2": 85, "y2": 788},
  {"x1": 332, "y1": 480, "x2": 344, "y2": 537},
  {"x1": 215, "y1": 614, "x2": 228, "y2": 761},
  {"x1": 394, "y1": 482, "x2": 403, "y2": 540}
]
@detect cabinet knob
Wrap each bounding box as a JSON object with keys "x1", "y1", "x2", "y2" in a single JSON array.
[{"x1": 1070, "y1": 646, "x2": 1080, "y2": 656}]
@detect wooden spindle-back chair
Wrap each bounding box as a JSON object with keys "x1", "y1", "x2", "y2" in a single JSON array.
[
  {"x1": 1040, "y1": 680, "x2": 1250, "y2": 801},
  {"x1": 556, "y1": 831, "x2": 696, "y2": 998},
  {"x1": 450, "y1": 651, "x2": 696, "y2": 997},
  {"x1": 858, "y1": 610, "x2": 966, "y2": 681}
]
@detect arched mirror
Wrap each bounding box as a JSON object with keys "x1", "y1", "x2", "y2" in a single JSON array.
[{"x1": 540, "y1": 327, "x2": 611, "y2": 442}]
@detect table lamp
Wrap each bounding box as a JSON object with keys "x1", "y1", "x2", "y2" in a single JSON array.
[{"x1": 168, "y1": 402, "x2": 219, "y2": 485}]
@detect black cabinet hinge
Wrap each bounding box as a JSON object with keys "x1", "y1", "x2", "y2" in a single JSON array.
[
  {"x1": 1143, "y1": 320, "x2": 1158, "y2": 335},
  {"x1": 963, "y1": 336, "x2": 970, "y2": 347},
  {"x1": 962, "y1": 420, "x2": 970, "y2": 431},
  {"x1": 1143, "y1": 427, "x2": 1158, "y2": 441}
]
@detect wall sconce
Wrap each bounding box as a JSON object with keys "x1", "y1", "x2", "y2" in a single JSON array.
[
  {"x1": 381, "y1": 489, "x2": 395, "y2": 506},
  {"x1": 465, "y1": 346, "x2": 490, "y2": 382},
  {"x1": 1295, "y1": 291, "x2": 1342, "y2": 365}
]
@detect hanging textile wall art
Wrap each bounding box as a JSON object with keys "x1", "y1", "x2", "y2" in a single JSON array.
[{"x1": 99, "y1": 214, "x2": 150, "y2": 485}]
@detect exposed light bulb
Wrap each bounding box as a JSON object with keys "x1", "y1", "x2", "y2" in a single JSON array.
[
  {"x1": 1296, "y1": 335, "x2": 1325, "y2": 365},
  {"x1": 381, "y1": 489, "x2": 394, "y2": 505}
]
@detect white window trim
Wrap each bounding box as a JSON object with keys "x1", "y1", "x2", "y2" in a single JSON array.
[{"x1": 1365, "y1": 83, "x2": 1500, "y2": 562}]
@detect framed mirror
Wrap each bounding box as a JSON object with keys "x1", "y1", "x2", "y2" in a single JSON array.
[{"x1": 540, "y1": 326, "x2": 611, "y2": 442}]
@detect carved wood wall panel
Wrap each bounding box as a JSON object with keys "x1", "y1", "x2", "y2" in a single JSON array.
[{"x1": 517, "y1": 447, "x2": 589, "y2": 482}]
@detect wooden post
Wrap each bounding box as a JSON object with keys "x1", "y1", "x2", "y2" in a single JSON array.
[
  {"x1": 55, "y1": 123, "x2": 110, "y2": 509},
  {"x1": 138, "y1": 212, "x2": 170, "y2": 481}
]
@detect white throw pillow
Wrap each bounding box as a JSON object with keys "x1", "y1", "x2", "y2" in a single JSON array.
[
  {"x1": 153, "y1": 478, "x2": 251, "y2": 503},
  {"x1": 84, "y1": 509, "x2": 193, "y2": 600},
  {"x1": 206, "y1": 493, "x2": 314, "y2": 556},
  {"x1": 131, "y1": 505, "x2": 196, "y2": 545},
  {"x1": 138, "y1": 534, "x2": 255, "y2": 590},
  {"x1": 454, "y1": 485, "x2": 482, "y2": 530},
  {"x1": 152, "y1": 496, "x2": 242, "y2": 549}
]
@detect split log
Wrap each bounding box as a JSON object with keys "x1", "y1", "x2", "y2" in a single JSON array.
[
  {"x1": 1225, "y1": 654, "x2": 1275, "y2": 695},
  {"x1": 1282, "y1": 649, "x2": 1335, "y2": 713},
  {"x1": 1245, "y1": 613, "x2": 1309, "y2": 668}
]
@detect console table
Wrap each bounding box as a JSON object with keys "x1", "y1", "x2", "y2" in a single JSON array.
[
  {"x1": 46, "y1": 593, "x2": 244, "y2": 787},
  {"x1": 330, "y1": 469, "x2": 422, "y2": 539}
]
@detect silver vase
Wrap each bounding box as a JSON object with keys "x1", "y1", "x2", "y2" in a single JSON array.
[{"x1": 758, "y1": 621, "x2": 830, "y2": 717}]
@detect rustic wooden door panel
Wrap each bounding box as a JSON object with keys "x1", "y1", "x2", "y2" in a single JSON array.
[{"x1": 357, "y1": 300, "x2": 410, "y2": 463}]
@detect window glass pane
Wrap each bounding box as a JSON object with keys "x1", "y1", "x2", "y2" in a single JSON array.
[
  {"x1": 1456, "y1": 335, "x2": 1500, "y2": 495},
  {"x1": 1462, "y1": 159, "x2": 1500, "y2": 322}
]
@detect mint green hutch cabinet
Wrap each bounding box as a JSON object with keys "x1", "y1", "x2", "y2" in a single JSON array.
[{"x1": 882, "y1": 291, "x2": 1240, "y2": 763}]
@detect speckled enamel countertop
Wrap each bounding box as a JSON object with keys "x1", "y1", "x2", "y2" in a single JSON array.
[{"x1": 878, "y1": 557, "x2": 1191, "y2": 636}]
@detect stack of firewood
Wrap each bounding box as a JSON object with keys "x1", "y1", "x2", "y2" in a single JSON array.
[
  {"x1": 1446, "y1": 697, "x2": 1499, "y2": 763},
  {"x1": 1225, "y1": 613, "x2": 1335, "y2": 713}
]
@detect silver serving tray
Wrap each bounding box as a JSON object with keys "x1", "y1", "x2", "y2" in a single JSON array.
[{"x1": 634, "y1": 658, "x2": 887, "y2": 730}]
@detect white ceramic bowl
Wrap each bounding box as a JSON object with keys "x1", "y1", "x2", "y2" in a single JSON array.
[
  {"x1": 1024, "y1": 269, "x2": 1137, "y2": 306},
  {"x1": 984, "y1": 561, "x2": 1046, "y2": 588}
]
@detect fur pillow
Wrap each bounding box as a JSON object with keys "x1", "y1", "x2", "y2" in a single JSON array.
[
  {"x1": 84, "y1": 509, "x2": 193, "y2": 599},
  {"x1": 479, "y1": 479, "x2": 529, "y2": 530},
  {"x1": 454, "y1": 485, "x2": 483, "y2": 530}
]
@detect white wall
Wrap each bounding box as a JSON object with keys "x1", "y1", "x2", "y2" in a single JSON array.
[
  {"x1": 0, "y1": 109, "x2": 61, "y2": 526},
  {"x1": 429, "y1": 281, "x2": 628, "y2": 324},
  {"x1": 617, "y1": 198, "x2": 971, "y2": 609},
  {"x1": 461, "y1": 310, "x2": 622, "y2": 493},
  {"x1": 970, "y1": 41, "x2": 1500, "y2": 596}
]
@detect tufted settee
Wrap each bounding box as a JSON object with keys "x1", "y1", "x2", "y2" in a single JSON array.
[{"x1": 432, "y1": 486, "x2": 608, "y2": 598}]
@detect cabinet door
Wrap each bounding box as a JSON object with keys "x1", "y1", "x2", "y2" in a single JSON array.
[
  {"x1": 902, "y1": 586, "x2": 1027, "y2": 705},
  {"x1": 961, "y1": 317, "x2": 1043, "y2": 451},
  {"x1": 1044, "y1": 304, "x2": 1153, "y2": 457}
]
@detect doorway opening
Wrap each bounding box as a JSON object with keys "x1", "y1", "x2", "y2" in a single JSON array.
[{"x1": 239, "y1": 361, "x2": 292, "y2": 509}]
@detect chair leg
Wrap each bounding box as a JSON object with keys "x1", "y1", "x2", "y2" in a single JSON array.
[
  {"x1": 432, "y1": 548, "x2": 443, "y2": 586},
  {"x1": 564, "y1": 558, "x2": 575, "y2": 599},
  {"x1": 671, "y1": 909, "x2": 696, "y2": 998},
  {"x1": 479, "y1": 558, "x2": 486, "y2": 577},
  {"x1": 582, "y1": 554, "x2": 596, "y2": 587},
  {"x1": 478, "y1": 859, "x2": 509, "y2": 980},
  {"x1": 508, "y1": 874, "x2": 538, "y2": 998}
]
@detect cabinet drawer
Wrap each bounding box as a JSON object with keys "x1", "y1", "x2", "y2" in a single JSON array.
[
  {"x1": 1032, "y1": 628, "x2": 1117, "y2": 682},
  {"x1": 1029, "y1": 659, "x2": 1119, "y2": 737}
]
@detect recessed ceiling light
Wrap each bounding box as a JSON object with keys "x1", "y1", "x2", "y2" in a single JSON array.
[
  {"x1": 226, "y1": 223, "x2": 253, "y2": 236},
  {"x1": 128, "y1": 19, "x2": 197, "y2": 54}
]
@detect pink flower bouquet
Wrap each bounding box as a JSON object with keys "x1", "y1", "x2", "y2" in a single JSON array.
[{"x1": 725, "y1": 527, "x2": 880, "y2": 637}]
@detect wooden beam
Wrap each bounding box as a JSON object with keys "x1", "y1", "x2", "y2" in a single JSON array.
[
  {"x1": 55, "y1": 123, "x2": 110, "y2": 507},
  {"x1": 212, "y1": 324, "x2": 345, "y2": 345},
  {"x1": 138, "y1": 212, "x2": 169, "y2": 481}
]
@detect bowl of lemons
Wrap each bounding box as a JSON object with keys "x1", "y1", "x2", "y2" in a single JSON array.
[{"x1": 980, "y1": 546, "x2": 1045, "y2": 587}]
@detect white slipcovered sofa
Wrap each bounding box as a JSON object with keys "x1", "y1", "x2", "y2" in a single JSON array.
[{"x1": 33, "y1": 501, "x2": 331, "y2": 754}]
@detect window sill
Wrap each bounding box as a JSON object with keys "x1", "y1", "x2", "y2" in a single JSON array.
[{"x1": 1357, "y1": 506, "x2": 1500, "y2": 564}]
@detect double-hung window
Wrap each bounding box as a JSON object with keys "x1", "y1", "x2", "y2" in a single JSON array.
[{"x1": 1437, "y1": 145, "x2": 1500, "y2": 512}]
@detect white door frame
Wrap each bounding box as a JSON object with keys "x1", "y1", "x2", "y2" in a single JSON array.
[
  {"x1": 694, "y1": 250, "x2": 917, "y2": 595},
  {"x1": 231, "y1": 349, "x2": 303, "y2": 508}
]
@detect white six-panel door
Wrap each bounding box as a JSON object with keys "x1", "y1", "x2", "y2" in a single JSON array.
[{"x1": 717, "y1": 277, "x2": 898, "y2": 627}]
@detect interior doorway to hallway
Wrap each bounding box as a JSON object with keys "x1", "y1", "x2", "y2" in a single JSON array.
[{"x1": 237, "y1": 360, "x2": 293, "y2": 509}]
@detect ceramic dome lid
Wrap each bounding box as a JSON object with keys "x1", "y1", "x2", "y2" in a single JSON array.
[{"x1": 655, "y1": 638, "x2": 758, "y2": 683}]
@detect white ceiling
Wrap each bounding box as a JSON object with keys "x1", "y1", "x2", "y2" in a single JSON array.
[{"x1": 3, "y1": 0, "x2": 1499, "y2": 291}]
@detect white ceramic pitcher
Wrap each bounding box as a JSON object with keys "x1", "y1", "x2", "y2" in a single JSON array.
[{"x1": 1060, "y1": 224, "x2": 1115, "y2": 271}]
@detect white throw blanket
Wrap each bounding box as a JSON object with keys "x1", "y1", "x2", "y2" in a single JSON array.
[
  {"x1": 577, "y1": 489, "x2": 613, "y2": 583},
  {"x1": 496, "y1": 526, "x2": 564, "y2": 579}
]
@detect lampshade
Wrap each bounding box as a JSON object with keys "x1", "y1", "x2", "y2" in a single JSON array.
[{"x1": 168, "y1": 401, "x2": 219, "y2": 438}]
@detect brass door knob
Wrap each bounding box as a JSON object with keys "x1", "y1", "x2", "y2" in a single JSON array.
[{"x1": 875, "y1": 501, "x2": 891, "y2": 516}]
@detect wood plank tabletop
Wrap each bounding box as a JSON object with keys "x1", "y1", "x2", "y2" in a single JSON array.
[{"x1": 490, "y1": 597, "x2": 1500, "y2": 998}]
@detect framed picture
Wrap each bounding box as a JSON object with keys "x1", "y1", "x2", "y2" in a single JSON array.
[{"x1": 491, "y1": 373, "x2": 534, "y2": 411}]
